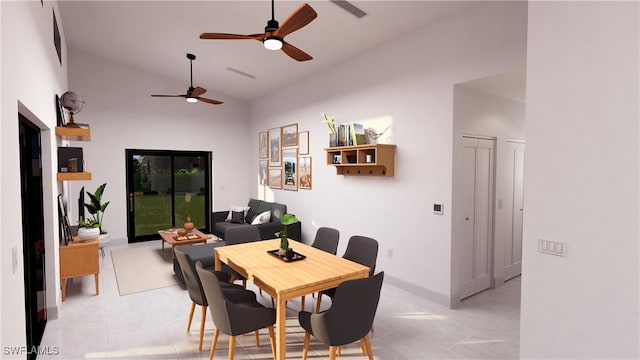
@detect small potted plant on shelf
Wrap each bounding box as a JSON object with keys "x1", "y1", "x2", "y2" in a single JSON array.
[
  {"x1": 275, "y1": 213, "x2": 299, "y2": 257},
  {"x1": 79, "y1": 183, "x2": 110, "y2": 246},
  {"x1": 84, "y1": 183, "x2": 110, "y2": 235},
  {"x1": 77, "y1": 218, "x2": 101, "y2": 241},
  {"x1": 322, "y1": 113, "x2": 337, "y2": 147}
]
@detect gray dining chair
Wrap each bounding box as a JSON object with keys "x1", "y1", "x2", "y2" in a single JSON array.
[
  {"x1": 223, "y1": 225, "x2": 261, "y2": 287},
  {"x1": 299, "y1": 271, "x2": 384, "y2": 360},
  {"x1": 315, "y1": 235, "x2": 378, "y2": 312},
  {"x1": 174, "y1": 247, "x2": 245, "y2": 351},
  {"x1": 301, "y1": 227, "x2": 340, "y2": 310},
  {"x1": 196, "y1": 262, "x2": 276, "y2": 360}
]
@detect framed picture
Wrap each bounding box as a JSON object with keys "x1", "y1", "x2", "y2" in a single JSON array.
[
  {"x1": 57, "y1": 194, "x2": 73, "y2": 245},
  {"x1": 268, "y1": 167, "x2": 282, "y2": 189},
  {"x1": 298, "y1": 156, "x2": 312, "y2": 190},
  {"x1": 299, "y1": 131, "x2": 309, "y2": 155},
  {"x1": 268, "y1": 127, "x2": 281, "y2": 167},
  {"x1": 55, "y1": 94, "x2": 65, "y2": 126},
  {"x1": 282, "y1": 123, "x2": 298, "y2": 147},
  {"x1": 282, "y1": 148, "x2": 298, "y2": 191},
  {"x1": 259, "y1": 132, "x2": 268, "y2": 158},
  {"x1": 259, "y1": 160, "x2": 268, "y2": 186}
]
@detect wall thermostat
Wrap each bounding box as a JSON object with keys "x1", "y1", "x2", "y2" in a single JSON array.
[{"x1": 433, "y1": 203, "x2": 444, "y2": 215}]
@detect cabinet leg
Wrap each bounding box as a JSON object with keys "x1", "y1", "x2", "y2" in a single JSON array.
[
  {"x1": 61, "y1": 279, "x2": 68, "y2": 301},
  {"x1": 94, "y1": 274, "x2": 99, "y2": 296}
]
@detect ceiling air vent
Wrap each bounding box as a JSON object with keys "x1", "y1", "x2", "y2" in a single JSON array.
[
  {"x1": 330, "y1": 0, "x2": 367, "y2": 19},
  {"x1": 226, "y1": 67, "x2": 256, "y2": 79}
]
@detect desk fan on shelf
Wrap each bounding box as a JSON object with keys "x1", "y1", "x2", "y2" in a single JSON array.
[{"x1": 60, "y1": 91, "x2": 85, "y2": 127}]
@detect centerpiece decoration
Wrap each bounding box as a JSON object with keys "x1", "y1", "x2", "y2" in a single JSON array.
[{"x1": 275, "y1": 213, "x2": 299, "y2": 256}]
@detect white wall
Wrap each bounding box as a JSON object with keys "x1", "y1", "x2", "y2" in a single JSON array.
[
  {"x1": 521, "y1": 1, "x2": 639, "y2": 358},
  {"x1": 66, "y1": 49, "x2": 252, "y2": 241},
  {"x1": 248, "y1": 1, "x2": 527, "y2": 305},
  {"x1": 451, "y1": 84, "x2": 525, "y2": 304},
  {"x1": 1, "y1": 0, "x2": 68, "y2": 354}
]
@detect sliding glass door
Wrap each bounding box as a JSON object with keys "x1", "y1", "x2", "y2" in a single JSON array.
[{"x1": 126, "y1": 149, "x2": 211, "y2": 242}]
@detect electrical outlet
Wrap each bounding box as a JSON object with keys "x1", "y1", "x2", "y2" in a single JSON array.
[{"x1": 387, "y1": 248, "x2": 393, "y2": 259}]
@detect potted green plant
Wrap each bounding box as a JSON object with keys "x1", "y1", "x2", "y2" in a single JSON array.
[
  {"x1": 77, "y1": 218, "x2": 101, "y2": 241},
  {"x1": 83, "y1": 183, "x2": 110, "y2": 235},
  {"x1": 275, "y1": 213, "x2": 299, "y2": 256}
]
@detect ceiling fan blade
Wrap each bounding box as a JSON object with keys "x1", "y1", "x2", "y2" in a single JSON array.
[
  {"x1": 281, "y1": 42, "x2": 313, "y2": 61},
  {"x1": 198, "y1": 97, "x2": 223, "y2": 105},
  {"x1": 151, "y1": 94, "x2": 187, "y2": 98},
  {"x1": 200, "y1": 32, "x2": 264, "y2": 40},
  {"x1": 191, "y1": 86, "x2": 207, "y2": 97},
  {"x1": 275, "y1": 3, "x2": 317, "y2": 38}
]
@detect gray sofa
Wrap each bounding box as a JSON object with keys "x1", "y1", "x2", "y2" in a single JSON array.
[
  {"x1": 174, "y1": 199, "x2": 302, "y2": 283},
  {"x1": 211, "y1": 198, "x2": 301, "y2": 241}
]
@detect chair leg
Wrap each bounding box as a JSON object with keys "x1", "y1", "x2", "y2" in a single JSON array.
[
  {"x1": 329, "y1": 346, "x2": 338, "y2": 360},
  {"x1": 315, "y1": 294, "x2": 322, "y2": 312},
  {"x1": 301, "y1": 295, "x2": 306, "y2": 311},
  {"x1": 268, "y1": 326, "x2": 276, "y2": 359},
  {"x1": 254, "y1": 329, "x2": 260, "y2": 347},
  {"x1": 302, "y1": 332, "x2": 310, "y2": 360},
  {"x1": 228, "y1": 335, "x2": 236, "y2": 360},
  {"x1": 187, "y1": 301, "x2": 196, "y2": 332},
  {"x1": 363, "y1": 335, "x2": 374, "y2": 360},
  {"x1": 198, "y1": 305, "x2": 207, "y2": 351},
  {"x1": 209, "y1": 328, "x2": 219, "y2": 360}
]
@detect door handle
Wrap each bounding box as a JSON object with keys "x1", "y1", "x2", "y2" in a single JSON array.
[{"x1": 129, "y1": 193, "x2": 133, "y2": 212}]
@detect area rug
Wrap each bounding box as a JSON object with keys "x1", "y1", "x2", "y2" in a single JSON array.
[{"x1": 111, "y1": 245, "x2": 178, "y2": 296}]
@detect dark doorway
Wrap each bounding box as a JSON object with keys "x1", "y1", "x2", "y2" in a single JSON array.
[
  {"x1": 125, "y1": 149, "x2": 212, "y2": 243},
  {"x1": 19, "y1": 114, "x2": 47, "y2": 359}
]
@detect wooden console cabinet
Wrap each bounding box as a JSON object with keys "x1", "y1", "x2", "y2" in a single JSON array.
[
  {"x1": 59, "y1": 237, "x2": 99, "y2": 301},
  {"x1": 325, "y1": 144, "x2": 396, "y2": 176}
]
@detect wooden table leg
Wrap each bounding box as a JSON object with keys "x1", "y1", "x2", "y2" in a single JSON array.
[
  {"x1": 276, "y1": 295, "x2": 287, "y2": 360},
  {"x1": 214, "y1": 253, "x2": 221, "y2": 271}
]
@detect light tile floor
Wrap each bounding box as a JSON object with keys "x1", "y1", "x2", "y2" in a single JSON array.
[{"x1": 40, "y1": 239, "x2": 520, "y2": 359}]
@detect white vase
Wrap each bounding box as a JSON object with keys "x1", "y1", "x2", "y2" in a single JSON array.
[{"x1": 77, "y1": 227, "x2": 100, "y2": 241}]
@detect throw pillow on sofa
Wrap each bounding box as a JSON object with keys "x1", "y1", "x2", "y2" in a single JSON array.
[
  {"x1": 225, "y1": 205, "x2": 251, "y2": 221},
  {"x1": 230, "y1": 211, "x2": 245, "y2": 224},
  {"x1": 250, "y1": 210, "x2": 271, "y2": 225}
]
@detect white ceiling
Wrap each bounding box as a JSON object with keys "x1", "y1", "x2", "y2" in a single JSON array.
[{"x1": 58, "y1": 1, "x2": 522, "y2": 103}]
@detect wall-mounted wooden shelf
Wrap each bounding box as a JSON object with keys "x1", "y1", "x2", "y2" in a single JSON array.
[
  {"x1": 56, "y1": 126, "x2": 91, "y2": 181},
  {"x1": 325, "y1": 144, "x2": 396, "y2": 176},
  {"x1": 55, "y1": 126, "x2": 90, "y2": 141},
  {"x1": 57, "y1": 172, "x2": 92, "y2": 181}
]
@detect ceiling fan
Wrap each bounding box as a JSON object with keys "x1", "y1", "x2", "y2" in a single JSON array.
[
  {"x1": 150, "y1": 53, "x2": 223, "y2": 105},
  {"x1": 200, "y1": 1, "x2": 317, "y2": 62}
]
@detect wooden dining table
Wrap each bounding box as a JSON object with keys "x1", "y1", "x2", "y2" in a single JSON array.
[{"x1": 214, "y1": 238, "x2": 370, "y2": 360}]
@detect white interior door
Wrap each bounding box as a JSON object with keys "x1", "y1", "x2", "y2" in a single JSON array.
[
  {"x1": 503, "y1": 141, "x2": 525, "y2": 280},
  {"x1": 460, "y1": 136, "x2": 495, "y2": 299}
]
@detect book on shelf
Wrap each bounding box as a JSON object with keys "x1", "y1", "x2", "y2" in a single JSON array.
[
  {"x1": 351, "y1": 123, "x2": 366, "y2": 145},
  {"x1": 337, "y1": 124, "x2": 347, "y2": 146},
  {"x1": 337, "y1": 122, "x2": 367, "y2": 146}
]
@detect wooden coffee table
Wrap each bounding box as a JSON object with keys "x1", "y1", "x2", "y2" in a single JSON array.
[{"x1": 157, "y1": 228, "x2": 211, "y2": 258}]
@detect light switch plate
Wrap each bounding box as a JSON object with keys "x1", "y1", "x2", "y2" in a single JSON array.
[
  {"x1": 538, "y1": 238, "x2": 566, "y2": 257},
  {"x1": 12, "y1": 246, "x2": 18, "y2": 274}
]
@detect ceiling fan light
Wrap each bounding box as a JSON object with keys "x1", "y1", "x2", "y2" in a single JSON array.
[
  {"x1": 264, "y1": 37, "x2": 283, "y2": 51},
  {"x1": 186, "y1": 97, "x2": 198, "y2": 103}
]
